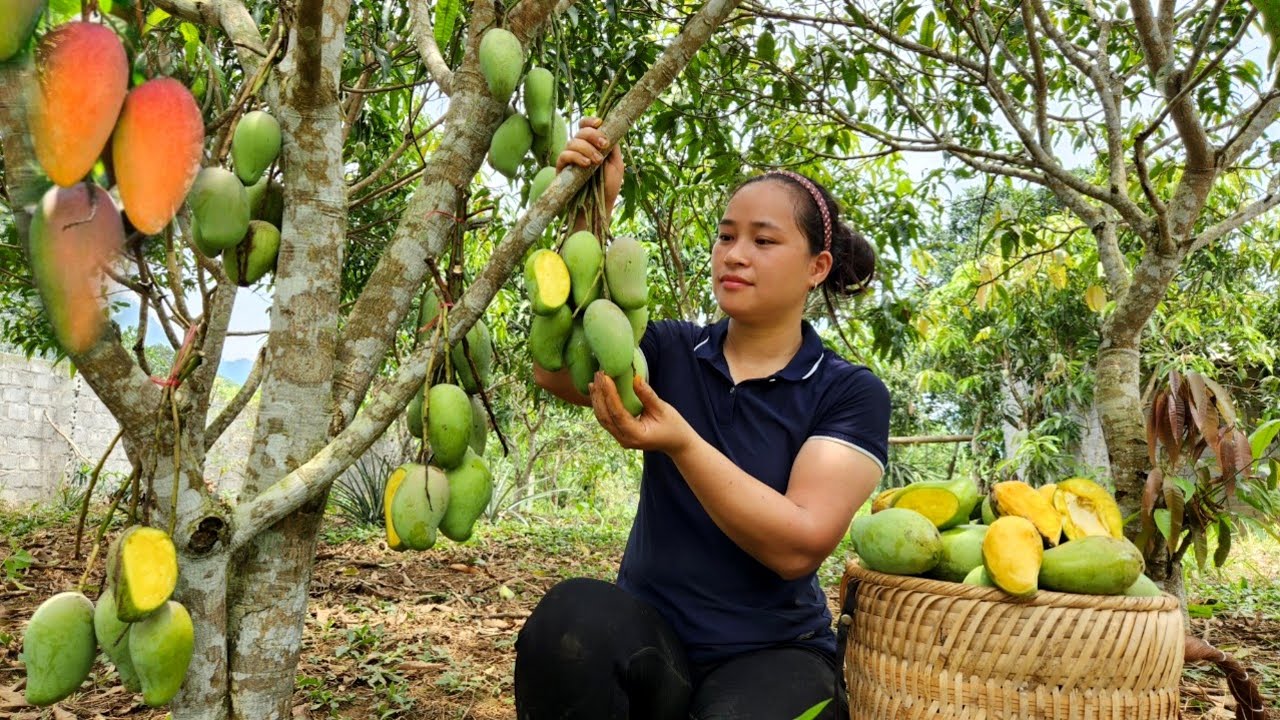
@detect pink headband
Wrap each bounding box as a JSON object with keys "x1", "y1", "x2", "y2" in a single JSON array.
[{"x1": 768, "y1": 170, "x2": 831, "y2": 252}]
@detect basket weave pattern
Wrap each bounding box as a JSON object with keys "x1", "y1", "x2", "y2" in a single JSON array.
[{"x1": 842, "y1": 561, "x2": 1184, "y2": 720}]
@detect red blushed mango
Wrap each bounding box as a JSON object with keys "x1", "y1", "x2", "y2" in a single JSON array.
[
  {"x1": 29, "y1": 183, "x2": 125, "y2": 354},
  {"x1": 112, "y1": 78, "x2": 204, "y2": 234},
  {"x1": 30, "y1": 22, "x2": 128, "y2": 187}
]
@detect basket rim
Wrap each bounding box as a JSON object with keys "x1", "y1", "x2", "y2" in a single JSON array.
[{"x1": 843, "y1": 559, "x2": 1180, "y2": 612}]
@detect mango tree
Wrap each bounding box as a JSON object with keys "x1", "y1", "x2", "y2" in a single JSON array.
[{"x1": 0, "y1": 0, "x2": 743, "y2": 716}]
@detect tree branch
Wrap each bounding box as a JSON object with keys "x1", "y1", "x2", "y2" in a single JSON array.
[
  {"x1": 412, "y1": 0, "x2": 454, "y2": 94},
  {"x1": 1094, "y1": 218, "x2": 1131, "y2": 297},
  {"x1": 205, "y1": 347, "x2": 267, "y2": 448},
  {"x1": 1189, "y1": 182, "x2": 1280, "y2": 254},
  {"x1": 150, "y1": 0, "x2": 268, "y2": 74}
]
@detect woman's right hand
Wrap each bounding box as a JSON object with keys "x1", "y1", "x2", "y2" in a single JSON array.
[{"x1": 556, "y1": 116, "x2": 624, "y2": 213}]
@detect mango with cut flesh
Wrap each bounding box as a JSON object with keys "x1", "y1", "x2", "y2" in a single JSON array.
[
  {"x1": 850, "y1": 507, "x2": 942, "y2": 576},
  {"x1": 440, "y1": 449, "x2": 494, "y2": 542},
  {"x1": 383, "y1": 464, "x2": 411, "y2": 551},
  {"x1": 128, "y1": 600, "x2": 193, "y2": 707},
  {"x1": 523, "y1": 66, "x2": 556, "y2": 135},
  {"x1": 563, "y1": 320, "x2": 597, "y2": 396},
  {"x1": 927, "y1": 524, "x2": 989, "y2": 582},
  {"x1": 108, "y1": 525, "x2": 179, "y2": 622},
  {"x1": 478, "y1": 29, "x2": 523, "y2": 104},
  {"x1": 604, "y1": 235, "x2": 649, "y2": 310},
  {"x1": 22, "y1": 592, "x2": 96, "y2": 706},
  {"x1": 231, "y1": 110, "x2": 281, "y2": 185},
  {"x1": 488, "y1": 113, "x2": 532, "y2": 179},
  {"x1": 468, "y1": 395, "x2": 487, "y2": 455},
  {"x1": 94, "y1": 587, "x2": 141, "y2": 691},
  {"x1": 990, "y1": 480, "x2": 1062, "y2": 546},
  {"x1": 1038, "y1": 483, "x2": 1058, "y2": 505},
  {"x1": 29, "y1": 182, "x2": 124, "y2": 353},
  {"x1": 189, "y1": 167, "x2": 250, "y2": 253},
  {"x1": 223, "y1": 220, "x2": 279, "y2": 286},
  {"x1": 583, "y1": 299, "x2": 634, "y2": 377},
  {"x1": 890, "y1": 476, "x2": 980, "y2": 530},
  {"x1": 561, "y1": 230, "x2": 603, "y2": 307},
  {"x1": 0, "y1": 0, "x2": 45, "y2": 62},
  {"x1": 525, "y1": 248, "x2": 571, "y2": 315},
  {"x1": 450, "y1": 319, "x2": 493, "y2": 395},
  {"x1": 529, "y1": 304, "x2": 574, "y2": 372},
  {"x1": 870, "y1": 487, "x2": 903, "y2": 513},
  {"x1": 30, "y1": 22, "x2": 128, "y2": 187},
  {"x1": 428, "y1": 383, "x2": 472, "y2": 470},
  {"x1": 982, "y1": 516, "x2": 1042, "y2": 597},
  {"x1": 1039, "y1": 536, "x2": 1144, "y2": 595},
  {"x1": 388, "y1": 463, "x2": 449, "y2": 550},
  {"x1": 112, "y1": 77, "x2": 204, "y2": 234},
  {"x1": 1053, "y1": 477, "x2": 1124, "y2": 540}
]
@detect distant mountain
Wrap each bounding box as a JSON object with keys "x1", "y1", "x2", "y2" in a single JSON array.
[{"x1": 218, "y1": 358, "x2": 254, "y2": 385}]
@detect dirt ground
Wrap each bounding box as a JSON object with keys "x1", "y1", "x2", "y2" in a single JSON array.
[{"x1": 1, "y1": 518, "x2": 1276, "y2": 719}]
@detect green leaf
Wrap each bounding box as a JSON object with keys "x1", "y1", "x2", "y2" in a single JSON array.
[
  {"x1": 434, "y1": 0, "x2": 461, "y2": 52},
  {"x1": 1249, "y1": 418, "x2": 1280, "y2": 459},
  {"x1": 1214, "y1": 518, "x2": 1232, "y2": 567},
  {"x1": 1153, "y1": 508, "x2": 1171, "y2": 540},
  {"x1": 756, "y1": 31, "x2": 776, "y2": 64},
  {"x1": 793, "y1": 700, "x2": 832, "y2": 720},
  {"x1": 1187, "y1": 603, "x2": 1216, "y2": 619}
]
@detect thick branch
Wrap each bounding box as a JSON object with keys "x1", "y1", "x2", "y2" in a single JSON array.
[
  {"x1": 412, "y1": 0, "x2": 454, "y2": 94},
  {"x1": 1094, "y1": 219, "x2": 1131, "y2": 297},
  {"x1": 1190, "y1": 184, "x2": 1280, "y2": 254},
  {"x1": 71, "y1": 330, "x2": 165, "y2": 442},
  {"x1": 150, "y1": 0, "x2": 267, "y2": 74},
  {"x1": 1130, "y1": 0, "x2": 1213, "y2": 174}
]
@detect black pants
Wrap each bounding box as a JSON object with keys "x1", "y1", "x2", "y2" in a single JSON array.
[{"x1": 514, "y1": 577, "x2": 848, "y2": 720}]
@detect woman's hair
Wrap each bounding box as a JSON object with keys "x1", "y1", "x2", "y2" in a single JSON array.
[{"x1": 732, "y1": 171, "x2": 876, "y2": 298}]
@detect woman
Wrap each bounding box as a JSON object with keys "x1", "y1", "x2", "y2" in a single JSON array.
[{"x1": 515, "y1": 118, "x2": 890, "y2": 720}]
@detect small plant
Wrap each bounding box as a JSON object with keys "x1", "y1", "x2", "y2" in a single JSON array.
[{"x1": 330, "y1": 453, "x2": 400, "y2": 528}]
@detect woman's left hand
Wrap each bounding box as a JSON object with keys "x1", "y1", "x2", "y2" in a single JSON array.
[{"x1": 589, "y1": 372, "x2": 694, "y2": 455}]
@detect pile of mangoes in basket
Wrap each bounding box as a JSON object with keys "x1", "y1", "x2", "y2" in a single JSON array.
[{"x1": 850, "y1": 476, "x2": 1163, "y2": 598}]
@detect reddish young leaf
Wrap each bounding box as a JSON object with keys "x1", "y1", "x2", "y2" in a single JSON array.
[{"x1": 1201, "y1": 376, "x2": 1238, "y2": 428}]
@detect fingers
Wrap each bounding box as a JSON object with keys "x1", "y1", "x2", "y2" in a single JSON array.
[
  {"x1": 588, "y1": 374, "x2": 619, "y2": 435},
  {"x1": 633, "y1": 375, "x2": 660, "y2": 407},
  {"x1": 579, "y1": 116, "x2": 603, "y2": 129},
  {"x1": 555, "y1": 129, "x2": 610, "y2": 172}
]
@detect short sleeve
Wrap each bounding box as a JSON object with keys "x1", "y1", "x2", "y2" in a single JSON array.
[{"x1": 810, "y1": 369, "x2": 891, "y2": 471}]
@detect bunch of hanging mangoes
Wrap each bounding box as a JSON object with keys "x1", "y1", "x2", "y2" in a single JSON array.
[
  {"x1": 22, "y1": 526, "x2": 193, "y2": 708},
  {"x1": 478, "y1": 27, "x2": 569, "y2": 194},
  {"x1": 850, "y1": 476, "x2": 1165, "y2": 598},
  {"x1": 389, "y1": 294, "x2": 496, "y2": 550},
  {"x1": 6, "y1": 12, "x2": 281, "y2": 355},
  {"x1": 526, "y1": 232, "x2": 650, "y2": 414}
]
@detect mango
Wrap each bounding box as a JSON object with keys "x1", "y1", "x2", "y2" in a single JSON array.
[
  {"x1": 529, "y1": 304, "x2": 573, "y2": 371},
  {"x1": 1053, "y1": 477, "x2": 1124, "y2": 540},
  {"x1": 30, "y1": 22, "x2": 128, "y2": 187},
  {"x1": 533, "y1": 114, "x2": 568, "y2": 165},
  {"x1": 383, "y1": 464, "x2": 411, "y2": 551},
  {"x1": 488, "y1": 113, "x2": 532, "y2": 178},
  {"x1": 388, "y1": 463, "x2": 449, "y2": 550},
  {"x1": 583, "y1": 299, "x2": 634, "y2": 377},
  {"x1": 29, "y1": 183, "x2": 125, "y2": 353},
  {"x1": 469, "y1": 395, "x2": 487, "y2": 455},
  {"x1": 990, "y1": 480, "x2": 1062, "y2": 546},
  {"x1": 450, "y1": 319, "x2": 493, "y2": 394},
  {"x1": 850, "y1": 507, "x2": 942, "y2": 575},
  {"x1": 108, "y1": 525, "x2": 179, "y2": 622},
  {"x1": 927, "y1": 524, "x2": 989, "y2": 582},
  {"x1": 223, "y1": 220, "x2": 280, "y2": 286},
  {"x1": 528, "y1": 165, "x2": 555, "y2": 204},
  {"x1": 440, "y1": 449, "x2": 494, "y2": 542},
  {"x1": 231, "y1": 110, "x2": 281, "y2": 185},
  {"x1": 982, "y1": 516, "x2": 1042, "y2": 597},
  {"x1": 1124, "y1": 574, "x2": 1163, "y2": 597},
  {"x1": 113, "y1": 77, "x2": 204, "y2": 234},
  {"x1": 21, "y1": 592, "x2": 96, "y2": 706},
  {"x1": 1038, "y1": 483, "x2": 1058, "y2": 505},
  {"x1": 890, "y1": 476, "x2": 980, "y2": 530},
  {"x1": 478, "y1": 28, "x2": 523, "y2": 104},
  {"x1": 188, "y1": 167, "x2": 250, "y2": 252},
  {"x1": 0, "y1": 0, "x2": 44, "y2": 62},
  {"x1": 523, "y1": 66, "x2": 555, "y2": 135},
  {"x1": 980, "y1": 495, "x2": 996, "y2": 525},
  {"x1": 969, "y1": 494, "x2": 986, "y2": 521},
  {"x1": 525, "y1": 248, "x2": 571, "y2": 315},
  {"x1": 962, "y1": 565, "x2": 996, "y2": 587},
  {"x1": 94, "y1": 587, "x2": 141, "y2": 691},
  {"x1": 1039, "y1": 536, "x2": 1144, "y2": 595},
  {"x1": 604, "y1": 236, "x2": 648, "y2": 310},
  {"x1": 624, "y1": 305, "x2": 648, "y2": 344},
  {"x1": 428, "y1": 383, "x2": 472, "y2": 470},
  {"x1": 561, "y1": 230, "x2": 604, "y2": 307},
  {"x1": 614, "y1": 346, "x2": 650, "y2": 416},
  {"x1": 563, "y1": 320, "x2": 597, "y2": 396},
  {"x1": 405, "y1": 384, "x2": 426, "y2": 439},
  {"x1": 870, "y1": 487, "x2": 903, "y2": 513},
  {"x1": 128, "y1": 600, "x2": 194, "y2": 707},
  {"x1": 246, "y1": 175, "x2": 285, "y2": 227}
]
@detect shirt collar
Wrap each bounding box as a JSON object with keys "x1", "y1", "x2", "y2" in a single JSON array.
[{"x1": 694, "y1": 318, "x2": 827, "y2": 382}]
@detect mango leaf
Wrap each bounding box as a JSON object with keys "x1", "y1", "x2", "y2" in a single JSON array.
[
  {"x1": 793, "y1": 700, "x2": 832, "y2": 720},
  {"x1": 434, "y1": 0, "x2": 461, "y2": 53},
  {"x1": 1162, "y1": 472, "x2": 1184, "y2": 554},
  {"x1": 1249, "y1": 418, "x2": 1280, "y2": 459},
  {"x1": 1200, "y1": 375, "x2": 1238, "y2": 427},
  {"x1": 1153, "y1": 507, "x2": 1171, "y2": 541},
  {"x1": 1248, "y1": 0, "x2": 1280, "y2": 67},
  {"x1": 1214, "y1": 518, "x2": 1232, "y2": 567},
  {"x1": 1193, "y1": 530, "x2": 1208, "y2": 571},
  {"x1": 756, "y1": 31, "x2": 776, "y2": 63},
  {"x1": 1168, "y1": 371, "x2": 1185, "y2": 441}
]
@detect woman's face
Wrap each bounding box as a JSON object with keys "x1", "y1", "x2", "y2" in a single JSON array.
[{"x1": 712, "y1": 180, "x2": 829, "y2": 323}]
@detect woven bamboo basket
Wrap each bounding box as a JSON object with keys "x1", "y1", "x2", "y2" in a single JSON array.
[{"x1": 840, "y1": 560, "x2": 1184, "y2": 720}]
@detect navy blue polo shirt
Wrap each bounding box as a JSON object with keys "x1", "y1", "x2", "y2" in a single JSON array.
[{"x1": 616, "y1": 318, "x2": 890, "y2": 666}]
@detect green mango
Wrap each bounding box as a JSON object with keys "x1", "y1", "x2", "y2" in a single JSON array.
[
  {"x1": 604, "y1": 235, "x2": 648, "y2": 310},
  {"x1": 245, "y1": 175, "x2": 285, "y2": 227},
  {"x1": 22, "y1": 592, "x2": 96, "y2": 706},
  {"x1": 962, "y1": 565, "x2": 995, "y2": 587},
  {"x1": 1123, "y1": 574, "x2": 1163, "y2": 597},
  {"x1": 523, "y1": 66, "x2": 556, "y2": 135},
  {"x1": 560, "y1": 230, "x2": 603, "y2": 308},
  {"x1": 614, "y1": 347, "x2": 649, "y2": 416},
  {"x1": 851, "y1": 507, "x2": 942, "y2": 576},
  {"x1": 231, "y1": 110, "x2": 282, "y2": 185},
  {"x1": 528, "y1": 165, "x2": 556, "y2": 205},
  {"x1": 1039, "y1": 536, "x2": 1144, "y2": 595},
  {"x1": 532, "y1": 114, "x2": 569, "y2": 165},
  {"x1": 450, "y1": 319, "x2": 493, "y2": 394},
  {"x1": 222, "y1": 220, "x2": 279, "y2": 286},
  {"x1": 529, "y1": 304, "x2": 574, "y2": 371},
  {"x1": 487, "y1": 113, "x2": 532, "y2": 179},
  {"x1": 406, "y1": 383, "x2": 426, "y2": 439},
  {"x1": 478, "y1": 29, "x2": 523, "y2": 104},
  {"x1": 624, "y1": 305, "x2": 648, "y2": 345},
  {"x1": 890, "y1": 476, "x2": 981, "y2": 530},
  {"x1": 468, "y1": 395, "x2": 487, "y2": 455},
  {"x1": 188, "y1": 167, "x2": 250, "y2": 253},
  {"x1": 388, "y1": 463, "x2": 450, "y2": 550},
  {"x1": 440, "y1": 450, "x2": 494, "y2": 542},
  {"x1": 926, "y1": 524, "x2": 989, "y2": 582},
  {"x1": 583, "y1": 299, "x2": 635, "y2": 377},
  {"x1": 0, "y1": 0, "x2": 45, "y2": 62},
  {"x1": 564, "y1": 320, "x2": 598, "y2": 396},
  {"x1": 94, "y1": 587, "x2": 142, "y2": 692},
  {"x1": 981, "y1": 495, "x2": 996, "y2": 525},
  {"x1": 428, "y1": 383, "x2": 472, "y2": 470},
  {"x1": 128, "y1": 601, "x2": 194, "y2": 707}
]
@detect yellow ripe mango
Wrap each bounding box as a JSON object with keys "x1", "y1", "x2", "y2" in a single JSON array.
[
  {"x1": 524, "y1": 248, "x2": 571, "y2": 315},
  {"x1": 990, "y1": 480, "x2": 1063, "y2": 546},
  {"x1": 383, "y1": 465, "x2": 410, "y2": 551},
  {"x1": 982, "y1": 516, "x2": 1043, "y2": 597},
  {"x1": 109, "y1": 526, "x2": 178, "y2": 622},
  {"x1": 1053, "y1": 477, "x2": 1124, "y2": 540}
]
